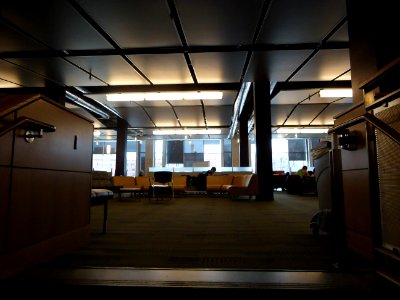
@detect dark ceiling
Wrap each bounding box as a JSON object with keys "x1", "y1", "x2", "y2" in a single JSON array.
[{"x1": 0, "y1": 0, "x2": 352, "y2": 140}]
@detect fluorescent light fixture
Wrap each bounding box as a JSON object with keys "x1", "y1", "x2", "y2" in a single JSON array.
[
  {"x1": 153, "y1": 129, "x2": 222, "y2": 135},
  {"x1": 319, "y1": 89, "x2": 352, "y2": 98},
  {"x1": 107, "y1": 91, "x2": 223, "y2": 101},
  {"x1": 276, "y1": 128, "x2": 329, "y2": 134}
]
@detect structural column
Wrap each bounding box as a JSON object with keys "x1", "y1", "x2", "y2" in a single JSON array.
[
  {"x1": 115, "y1": 118, "x2": 128, "y2": 176},
  {"x1": 231, "y1": 134, "x2": 240, "y2": 166},
  {"x1": 145, "y1": 140, "x2": 154, "y2": 175},
  {"x1": 253, "y1": 81, "x2": 273, "y2": 201}
]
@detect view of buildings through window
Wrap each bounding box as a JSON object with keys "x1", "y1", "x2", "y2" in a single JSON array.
[
  {"x1": 93, "y1": 136, "x2": 324, "y2": 175},
  {"x1": 156, "y1": 139, "x2": 224, "y2": 168}
]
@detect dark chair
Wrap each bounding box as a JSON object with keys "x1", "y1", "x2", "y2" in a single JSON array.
[
  {"x1": 285, "y1": 174, "x2": 302, "y2": 194},
  {"x1": 196, "y1": 172, "x2": 207, "y2": 191},
  {"x1": 150, "y1": 171, "x2": 174, "y2": 201}
]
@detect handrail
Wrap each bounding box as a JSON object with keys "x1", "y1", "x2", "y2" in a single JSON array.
[
  {"x1": 0, "y1": 117, "x2": 56, "y2": 137},
  {"x1": 359, "y1": 56, "x2": 400, "y2": 110},
  {"x1": 328, "y1": 113, "x2": 400, "y2": 146},
  {"x1": 365, "y1": 87, "x2": 400, "y2": 111},
  {"x1": 359, "y1": 56, "x2": 400, "y2": 91}
]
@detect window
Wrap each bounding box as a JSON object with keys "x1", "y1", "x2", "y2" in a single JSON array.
[
  {"x1": 166, "y1": 140, "x2": 184, "y2": 164},
  {"x1": 154, "y1": 139, "x2": 223, "y2": 168},
  {"x1": 154, "y1": 140, "x2": 163, "y2": 167},
  {"x1": 92, "y1": 140, "x2": 116, "y2": 175},
  {"x1": 204, "y1": 140, "x2": 221, "y2": 168},
  {"x1": 126, "y1": 140, "x2": 138, "y2": 176},
  {"x1": 139, "y1": 140, "x2": 146, "y2": 175},
  {"x1": 183, "y1": 140, "x2": 204, "y2": 167},
  {"x1": 223, "y1": 139, "x2": 232, "y2": 167}
]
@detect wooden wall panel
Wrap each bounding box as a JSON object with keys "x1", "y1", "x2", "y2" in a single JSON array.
[
  {"x1": 342, "y1": 169, "x2": 373, "y2": 259},
  {"x1": 0, "y1": 167, "x2": 11, "y2": 255},
  {"x1": 0, "y1": 94, "x2": 94, "y2": 279},
  {"x1": 6, "y1": 169, "x2": 91, "y2": 252},
  {"x1": 13, "y1": 99, "x2": 93, "y2": 172},
  {"x1": 0, "y1": 114, "x2": 14, "y2": 166}
]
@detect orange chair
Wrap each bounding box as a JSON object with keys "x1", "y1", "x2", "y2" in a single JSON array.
[{"x1": 224, "y1": 174, "x2": 258, "y2": 200}]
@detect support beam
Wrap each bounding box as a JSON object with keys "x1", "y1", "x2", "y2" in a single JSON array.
[
  {"x1": 253, "y1": 82, "x2": 274, "y2": 201},
  {"x1": 115, "y1": 118, "x2": 128, "y2": 176}
]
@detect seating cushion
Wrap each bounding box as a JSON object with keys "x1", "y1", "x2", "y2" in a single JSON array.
[
  {"x1": 173, "y1": 175, "x2": 187, "y2": 191},
  {"x1": 112, "y1": 176, "x2": 135, "y2": 188},
  {"x1": 135, "y1": 176, "x2": 151, "y2": 190},
  {"x1": 206, "y1": 175, "x2": 234, "y2": 192}
]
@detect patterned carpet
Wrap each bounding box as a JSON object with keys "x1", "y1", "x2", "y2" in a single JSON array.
[{"x1": 48, "y1": 191, "x2": 340, "y2": 271}]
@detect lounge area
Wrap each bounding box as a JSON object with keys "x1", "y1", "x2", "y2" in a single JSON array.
[
  {"x1": 92, "y1": 170, "x2": 260, "y2": 201},
  {"x1": 1, "y1": 1, "x2": 399, "y2": 293}
]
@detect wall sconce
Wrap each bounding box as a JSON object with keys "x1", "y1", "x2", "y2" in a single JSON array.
[
  {"x1": 338, "y1": 129, "x2": 358, "y2": 151},
  {"x1": 1, "y1": 117, "x2": 55, "y2": 143},
  {"x1": 24, "y1": 129, "x2": 44, "y2": 143}
]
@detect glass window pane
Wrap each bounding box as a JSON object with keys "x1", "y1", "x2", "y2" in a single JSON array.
[
  {"x1": 223, "y1": 139, "x2": 232, "y2": 167},
  {"x1": 204, "y1": 140, "x2": 221, "y2": 168},
  {"x1": 154, "y1": 140, "x2": 163, "y2": 167}
]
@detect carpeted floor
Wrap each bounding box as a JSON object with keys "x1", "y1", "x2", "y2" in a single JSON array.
[{"x1": 47, "y1": 191, "x2": 341, "y2": 271}]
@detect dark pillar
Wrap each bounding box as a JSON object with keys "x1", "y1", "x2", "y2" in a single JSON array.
[
  {"x1": 239, "y1": 115, "x2": 249, "y2": 167},
  {"x1": 253, "y1": 81, "x2": 273, "y2": 201},
  {"x1": 115, "y1": 118, "x2": 128, "y2": 176}
]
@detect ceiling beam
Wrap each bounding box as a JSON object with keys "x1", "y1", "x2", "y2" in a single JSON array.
[
  {"x1": 79, "y1": 83, "x2": 241, "y2": 94},
  {"x1": 0, "y1": 42, "x2": 349, "y2": 59}
]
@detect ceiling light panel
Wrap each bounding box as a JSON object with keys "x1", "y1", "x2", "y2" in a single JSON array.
[
  {"x1": 106, "y1": 91, "x2": 223, "y2": 101},
  {"x1": 319, "y1": 89, "x2": 352, "y2": 98}
]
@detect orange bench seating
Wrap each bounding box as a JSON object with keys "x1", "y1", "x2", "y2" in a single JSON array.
[
  {"x1": 173, "y1": 175, "x2": 187, "y2": 192},
  {"x1": 112, "y1": 176, "x2": 151, "y2": 191},
  {"x1": 206, "y1": 175, "x2": 234, "y2": 193},
  {"x1": 111, "y1": 174, "x2": 257, "y2": 198},
  {"x1": 112, "y1": 175, "x2": 187, "y2": 193},
  {"x1": 206, "y1": 174, "x2": 258, "y2": 199},
  {"x1": 221, "y1": 174, "x2": 258, "y2": 199}
]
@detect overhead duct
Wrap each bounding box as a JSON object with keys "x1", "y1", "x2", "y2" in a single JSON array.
[
  {"x1": 65, "y1": 90, "x2": 118, "y2": 120},
  {"x1": 228, "y1": 82, "x2": 251, "y2": 139}
]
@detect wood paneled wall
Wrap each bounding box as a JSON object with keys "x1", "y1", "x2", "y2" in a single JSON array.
[{"x1": 0, "y1": 94, "x2": 93, "y2": 279}]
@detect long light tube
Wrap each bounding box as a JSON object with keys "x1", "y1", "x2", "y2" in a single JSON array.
[
  {"x1": 153, "y1": 129, "x2": 222, "y2": 135},
  {"x1": 107, "y1": 91, "x2": 223, "y2": 101},
  {"x1": 276, "y1": 128, "x2": 329, "y2": 134},
  {"x1": 319, "y1": 89, "x2": 352, "y2": 98}
]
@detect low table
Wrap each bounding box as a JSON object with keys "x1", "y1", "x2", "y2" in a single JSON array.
[{"x1": 118, "y1": 187, "x2": 143, "y2": 201}]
